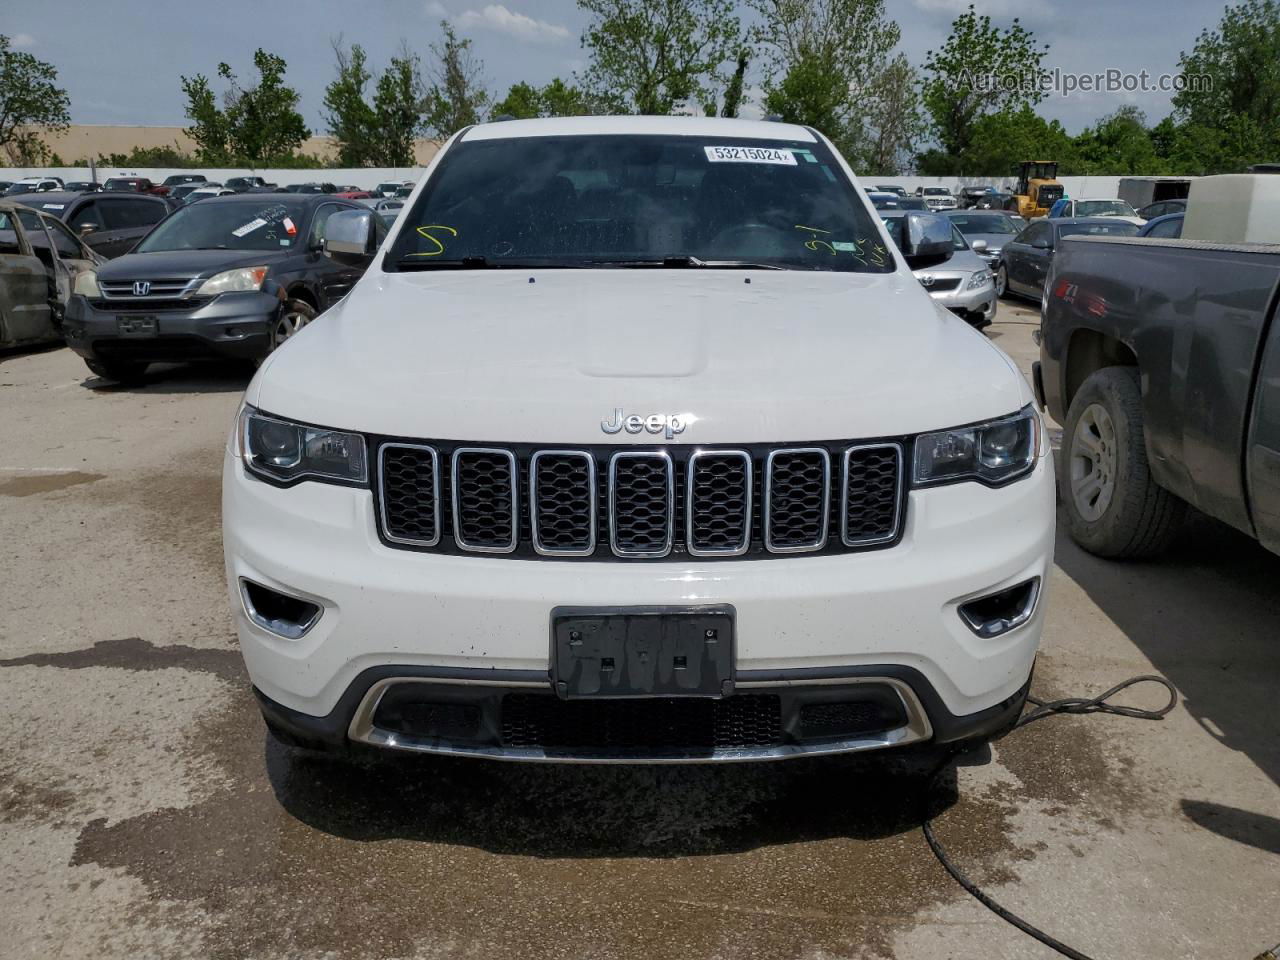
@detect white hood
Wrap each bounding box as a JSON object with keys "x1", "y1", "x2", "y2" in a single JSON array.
[{"x1": 251, "y1": 269, "x2": 1030, "y2": 445}]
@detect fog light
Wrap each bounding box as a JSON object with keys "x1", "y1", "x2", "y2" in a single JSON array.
[
  {"x1": 958, "y1": 577, "x2": 1040, "y2": 638},
  {"x1": 239, "y1": 578, "x2": 321, "y2": 639}
]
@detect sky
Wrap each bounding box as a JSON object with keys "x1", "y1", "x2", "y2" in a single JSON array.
[{"x1": 5, "y1": 0, "x2": 1233, "y2": 137}]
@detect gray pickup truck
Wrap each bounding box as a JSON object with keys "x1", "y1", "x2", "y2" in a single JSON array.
[{"x1": 1037, "y1": 235, "x2": 1280, "y2": 558}]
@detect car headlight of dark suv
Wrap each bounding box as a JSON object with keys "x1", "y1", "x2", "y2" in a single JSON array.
[{"x1": 237, "y1": 406, "x2": 367, "y2": 486}]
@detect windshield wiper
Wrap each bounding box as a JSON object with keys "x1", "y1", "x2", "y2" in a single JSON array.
[
  {"x1": 395, "y1": 256, "x2": 579, "y2": 271},
  {"x1": 590, "y1": 256, "x2": 787, "y2": 270}
]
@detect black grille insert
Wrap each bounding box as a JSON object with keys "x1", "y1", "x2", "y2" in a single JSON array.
[
  {"x1": 531, "y1": 451, "x2": 596, "y2": 555},
  {"x1": 609, "y1": 452, "x2": 673, "y2": 558},
  {"x1": 452, "y1": 448, "x2": 517, "y2": 552},
  {"x1": 842, "y1": 444, "x2": 903, "y2": 545},
  {"x1": 501, "y1": 694, "x2": 783, "y2": 750},
  {"x1": 376, "y1": 440, "x2": 906, "y2": 561},
  {"x1": 380, "y1": 444, "x2": 440, "y2": 545},
  {"x1": 765, "y1": 448, "x2": 830, "y2": 552},
  {"x1": 687, "y1": 450, "x2": 751, "y2": 556}
]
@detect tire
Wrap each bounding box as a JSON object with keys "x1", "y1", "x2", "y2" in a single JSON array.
[
  {"x1": 995, "y1": 264, "x2": 1010, "y2": 299},
  {"x1": 270, "y1": 299, "x2": 317, "y2": 352},
  {"x1": 85, "y1": 358, "x2": 149, "y2": 383},
  {"x1": 1060, "y1": 366, "x2": 1185, "y2": 558}
]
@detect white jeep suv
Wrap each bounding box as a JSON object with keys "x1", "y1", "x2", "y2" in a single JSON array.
[{"x1": 223, "y1": 116, "x2": 1055, "y2": 763}]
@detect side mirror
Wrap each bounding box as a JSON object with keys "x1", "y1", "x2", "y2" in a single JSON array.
[
  {"x1": 970, "y1": 239, "x2": 988, "y2": 253},
  {"x1": 1032, "y1": 238, "x2": 1051, "y2": 250},
  {"x1": 901, "y1": 213, "x2": 954, "y2": 269},
  {"x1": 78, "y1": 223, "x2": 95, "y2": 237},
  {"x1": 322, "y1": 209, "x2": 376, "y2": 265}
]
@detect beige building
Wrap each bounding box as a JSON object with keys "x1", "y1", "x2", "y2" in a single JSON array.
[{"x1": 37, "y1": 124, "x2": 440, "y2": 166}]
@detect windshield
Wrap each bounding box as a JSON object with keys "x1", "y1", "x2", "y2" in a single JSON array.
[
  {"x1": 1075, "y1": 200, "x2": 1136, "y2": 217},
  {"x1": 1058, "y1": 222, "x2": 1140, "y2": 239},
  {"x1": 950, "y1": 214, "x2": 1020, "y2": 236},
  {"x1": 134, "y1": 199, "x2": 311, "y2": 252},
  {"x1": 923, "y1": 187, "x2": 949, "y2": 196},
  {"x1": 386, "y1": 134, "x2": 893, "y2": 272}
]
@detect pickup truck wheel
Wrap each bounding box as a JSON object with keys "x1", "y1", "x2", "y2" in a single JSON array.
[
  {"x1": 272, "y1": 300, "x2": 316, "y2": 349},
  {"x1": 995, "y1": 264, "x2": 1009, "y2": 298},
  {"x1": 1061, "y1": 366, "x2": 1185, "y2": 558},
  {"x1": 85, "y1": 358, "x2": 149, "y2": 384}
]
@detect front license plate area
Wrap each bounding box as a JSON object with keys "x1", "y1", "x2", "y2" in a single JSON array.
[
  {"x1": 552, "y1": 606, "x2": 735, "y2": 699},
  {"x1": 117, "y1": 315, "x2": 158, "y2": 337}
]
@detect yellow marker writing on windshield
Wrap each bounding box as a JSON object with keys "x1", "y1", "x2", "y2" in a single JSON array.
[{"x1": 408, "y1": 224, "x2": 458, "y2": 257}]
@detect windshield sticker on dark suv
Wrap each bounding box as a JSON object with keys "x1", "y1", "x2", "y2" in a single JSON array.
[
  {"x1": 704, "y1": 145, "x2": 797, "y2": 166},
  {"x1": 232, "y1": 218, "x2": 268, "y2": 238}
]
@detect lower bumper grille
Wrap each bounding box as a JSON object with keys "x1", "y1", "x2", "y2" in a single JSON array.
[{"x1": 500, "y1": 694, "x2": 783, "y2": 750}]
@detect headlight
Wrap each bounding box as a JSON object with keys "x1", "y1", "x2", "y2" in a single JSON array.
[
  {"x1": 913, "y1": 405, "x2": 1040, "y2": 487},
  {"x1": 238, "y1": 407, "x2": 367, "y2": 486},
  {"x1": 73, "y1": 270, "x2": 100, "y2": 297},
  {"x1": 966, "y1": 269, "x2": 993, "y2": 290},
  {"x1": 197, "y1": 266, "x2": 269, "y2": 296}
]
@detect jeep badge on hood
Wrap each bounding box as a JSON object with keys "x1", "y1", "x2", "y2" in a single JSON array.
[{"x1": 601, "y1": 408, "x2": 688, "y2": 439}]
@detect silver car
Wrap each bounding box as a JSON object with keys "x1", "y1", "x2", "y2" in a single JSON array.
[
  {"x1": 943, "y1": 210, "x2": 1024, "y2": 271},
  {"x1": 881, "y1": 210, "x2": 996, "y2": 330}
]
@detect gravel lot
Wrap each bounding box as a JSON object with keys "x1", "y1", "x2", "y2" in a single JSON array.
[{"x1": 1, "y1": 304, "x2": 1277, "y2": 960}]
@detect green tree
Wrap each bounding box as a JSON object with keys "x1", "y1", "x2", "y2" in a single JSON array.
[
  {"x1": 423, "y1": 22, "x2": 490, "y2": 138},
  {"x1": 491, "y1": 78, "x2": 596, "y2": 119},
  {"x1": 0, "y1": 34, "x2": 72, "y2": 165},
  {"x1": 921, "y1": 4, "x2": 1050, "y2": 162},
  {"x1": 719, "y1": 48, "x2": 750, "y2": 118},
  {"x1": 323, "y1": 42, "x2": 378, "y2": 166},
  {"x1": 751, "y1": 0, "x2": 919, "y2": 172},
  {"x1": 577, "y1": 0, "x2": 743, "y2": 115},
  {"x1": 1073, "y1": 106, "x2": 1161, "y2": 175},
  {"x1": 325, "y1": 41, "x2": 426, "y2": 166},
  {"x1": 372, "y1": 49, "x2": 427, "y2": 165},
  {"x1": 1173, "y1": 0, "x2": 1280, "y2": 129},
  {"x1": 181, "y1": 49, "x2": 310, "y2": 167}
]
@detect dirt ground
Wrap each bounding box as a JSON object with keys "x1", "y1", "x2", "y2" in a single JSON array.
[{"x1": 1, "y1": 303, "x2": 1277, "y2": 960}]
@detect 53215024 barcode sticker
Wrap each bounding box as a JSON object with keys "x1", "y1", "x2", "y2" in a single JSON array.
[{"x1": 704, "y1": 145, "x2": 798, "y2": 166}]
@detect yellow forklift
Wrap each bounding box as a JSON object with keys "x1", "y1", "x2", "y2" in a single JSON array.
[{"x1": 1009, "y1": 161, "x2": 1063, "y2": 218}]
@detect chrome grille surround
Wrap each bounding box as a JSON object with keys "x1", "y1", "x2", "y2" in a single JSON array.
[
  {"x1": 451, "y1": 447, "x2": 519, "y2": 553},
  {"x1": 763, "y1": 447, "x2": 831, "y2": 554},
  {"x1": 378, "y1": 443, "x2": 441, "y2": 546},
  {"x1": 686, "y1": 449, "x2": 752, "y2": 557},
  {"x1": 375, "y1": 440, "x2": 905, "y2": 561},
  {"x1": 608, "y1": 451, "x2": 675, "y2": 559},
  {"x1": 841, "y1": 443, "x2": 905, "y2": 547},
  {"x1": 530, "y1": 450, "x2": 597, "y2": 557},
  {"x1": 99, "y1": 278, "x2": 201, "y2": 299}
]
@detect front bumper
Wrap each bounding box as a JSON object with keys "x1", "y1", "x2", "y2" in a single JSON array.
[
  {"x1": 63, "y1": 291, "x2": 279, "y2": 363},
  {"x1": 223, "y1": 437, "x2": 1055, "y2": 761},
  {"x1": 927, "y1": 280, "x2": 997, "y2": 329}
]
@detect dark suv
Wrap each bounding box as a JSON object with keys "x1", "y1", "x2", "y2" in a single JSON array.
[
  {"x1": 62, "y1": 194, "x2": 381, "y2": 381},
  {"x1": 14, "y1": 191, "x2": 170, "y2": 259}
]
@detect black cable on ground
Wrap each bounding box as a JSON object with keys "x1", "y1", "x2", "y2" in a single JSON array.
[{"x1": 921, "y1": 675, "x2": 1179, "y2": 960}]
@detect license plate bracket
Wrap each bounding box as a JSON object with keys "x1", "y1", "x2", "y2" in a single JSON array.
[
  {"x1": 551, "y1": 606, "x2": 735, "y2": 699},
  {"x1": 117, "y1": 315, "x2": 158, "y2": 337}
]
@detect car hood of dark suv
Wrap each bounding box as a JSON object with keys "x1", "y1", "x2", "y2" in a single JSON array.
[{"x1": 96, "y1": 249, "x2": 291, "y2": 282}]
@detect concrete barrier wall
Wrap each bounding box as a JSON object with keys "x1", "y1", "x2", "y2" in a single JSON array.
[{"x1": 0, "y1": 167, "x2": 1136, "y2": 199}]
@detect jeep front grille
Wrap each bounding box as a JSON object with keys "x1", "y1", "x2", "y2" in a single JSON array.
[{"x1": 375, "y1": 440, "x2": 906, "y2": 561}]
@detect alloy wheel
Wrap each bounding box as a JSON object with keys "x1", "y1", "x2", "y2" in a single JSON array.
[{"x1": 1069, "y1": 403, "x2": 1119, "y2": 521}]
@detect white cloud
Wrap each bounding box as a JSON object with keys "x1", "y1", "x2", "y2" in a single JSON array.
[
  {"x1": 11, "y1": 33, "x2": 36, "y2": 48},
  {"x1": 912, "y1": 0, "x2": 1053, "y2": 20},
  {"x1": 455, "y1": 4, "x2": 570, "y2": 43},
  {"x1": 423, "y1": 1, "x2": 448, "y2": 17}
]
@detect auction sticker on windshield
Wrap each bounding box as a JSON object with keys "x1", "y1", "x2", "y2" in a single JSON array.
[{"x1": 704, "y1": 145, "x2": 797, "y2": 166}]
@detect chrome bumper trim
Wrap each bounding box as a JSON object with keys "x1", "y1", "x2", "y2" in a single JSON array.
[{"x1": 346, "y1": 674, "x2": 933, "y2": 764}]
